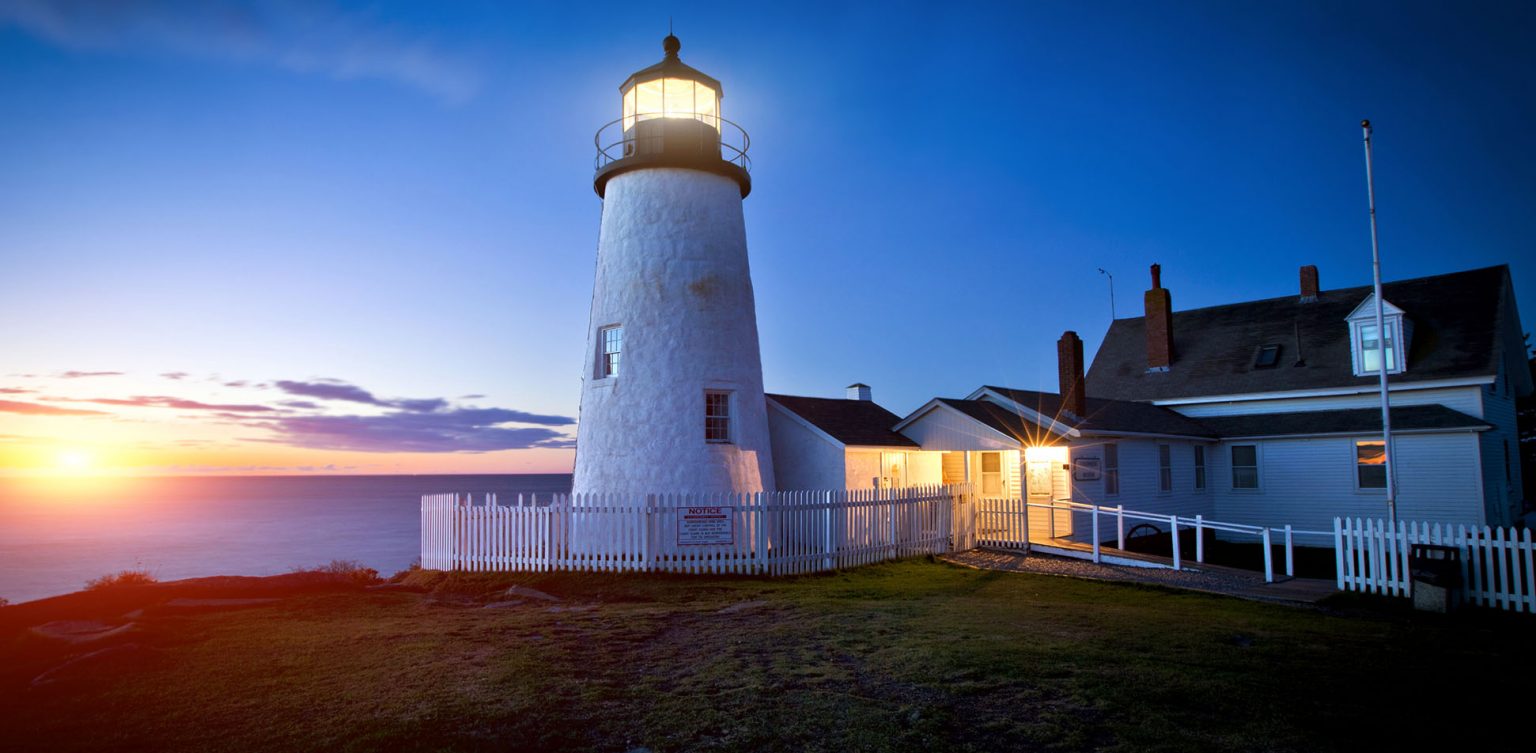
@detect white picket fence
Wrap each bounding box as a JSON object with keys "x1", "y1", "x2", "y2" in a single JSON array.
[
  {"x1": 974, "y1": 497, "x2": 1333, "y2": 583},
  {"x1": 421, "y1": 485, "x2": 967, "y2": 576},
  {"x1": 1334, "y1": 517, "x2": 1536, "y2": 613}
]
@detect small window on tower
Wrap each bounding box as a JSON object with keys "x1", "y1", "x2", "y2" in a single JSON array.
[
  {"x1": 598, "y1": 325, "x2": 622, "y2": 378},
  {"x1": 1254, "y1": 344, "x2": 1282, "y2": 369},
  {"x1": 704, "y1": 390, "x2": 732, "y2": 444}
]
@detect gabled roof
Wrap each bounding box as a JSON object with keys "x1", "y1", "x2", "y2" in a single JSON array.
[
  {"x1": 1085, "y1": 265, "x2": 1511, "y2": 402},
  {"x1": 976, "y1": 387, "x2": 1219, "y2": 439},
  {"x1": 766, "y1": 394, "x2": 917, "y2": 448},
  {"x1": 1194, "y1": 405, "x2": 1489, "y2": 439}
]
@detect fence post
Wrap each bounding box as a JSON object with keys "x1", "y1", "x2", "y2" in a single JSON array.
[
  {"x1": 1194, "y1": 514, "x2": 1204, "y2": 563},
  {"x1": 1091, "y1": 505, "x2": 1101, "y2": 564},
  {"x1": 1116, "y1": 505, "x2": 1125, "y2": 549},
  {"x1": 1333, "y1": 518, "x2": 1346, "y2": 591},
  {"x1": 824, "y1": 490, "x2": 835, "y2": 571},
  {"x1": 1262, "y1": 527, "x2": 1274, "y2": 584},
  {"x1": 1170, "y1": 515, "x2": 1181, "y2": 571},
  {"x1": 1284, "y1": 524, "x2": 1294, "y2": 578}
]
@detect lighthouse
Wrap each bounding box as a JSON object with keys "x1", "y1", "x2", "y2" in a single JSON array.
[{"x1": 572, "y1": 35, "x2": 775, "y2": 495}]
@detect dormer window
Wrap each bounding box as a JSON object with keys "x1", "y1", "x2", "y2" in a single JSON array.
[{"x1": 1346, "y1": 294, "x2": 1410, "y2": 377}]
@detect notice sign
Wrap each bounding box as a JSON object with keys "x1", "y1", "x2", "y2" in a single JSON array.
[{"x1": 678, "y1": 506, "x2": 733, "y2": 546}]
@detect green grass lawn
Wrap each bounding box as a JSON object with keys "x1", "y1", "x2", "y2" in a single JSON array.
[{"x1": 3, "y1": 559, "x2": 1529, "y2": 752}]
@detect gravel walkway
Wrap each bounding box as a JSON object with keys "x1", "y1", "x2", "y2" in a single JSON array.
[{"x1": 943, "y1": 548, "x2": 1338, "y2": 606}]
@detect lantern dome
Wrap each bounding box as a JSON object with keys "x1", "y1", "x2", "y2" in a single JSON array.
[{"x1": 594, "y1": 35, "x2": 751, "y2": 198}]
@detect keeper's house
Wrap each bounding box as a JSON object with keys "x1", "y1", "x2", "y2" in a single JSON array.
[{"x1": 766, "y1": 263, "x2": 1530, "y2": 534}]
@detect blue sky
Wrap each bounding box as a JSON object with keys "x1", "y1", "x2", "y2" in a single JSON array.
[{"x1": 1, "y1": 1, "x2": 1531, "y2": 474}]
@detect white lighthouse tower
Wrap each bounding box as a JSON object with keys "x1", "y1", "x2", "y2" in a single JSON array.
[{"x1": 572, "y1": 35, "x2": 775, "y2": 495}]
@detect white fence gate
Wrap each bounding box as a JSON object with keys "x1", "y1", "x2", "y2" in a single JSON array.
[
  {"x1": 422, "y1": 485, "x2": 963, "y2": 576},
  {"x1": 1334, "y1": 517, "x2": 1536, "y2": 613}
]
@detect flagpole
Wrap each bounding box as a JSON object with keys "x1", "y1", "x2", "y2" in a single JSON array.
[{"x1": 1362, "y1": 119, "x2": 1398, "y2": 526}]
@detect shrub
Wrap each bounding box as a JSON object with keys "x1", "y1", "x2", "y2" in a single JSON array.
[
  {"x1": 0, "y1": 597, "x2": 9, "y2": 608},
  {"x1": 291, "y1": 559, "x2": 380, "y2": 585},
  {"x1": 85, "y1": 569, "x2": 158, "y2": 591}
]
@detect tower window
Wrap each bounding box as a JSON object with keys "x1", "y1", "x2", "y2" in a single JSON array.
[
  {"x1": 598, "y1": 325, "x2": 622, "y2": 378},
  {"x1": 704, "y1": 390, "x2": 732, "y2": 443}
]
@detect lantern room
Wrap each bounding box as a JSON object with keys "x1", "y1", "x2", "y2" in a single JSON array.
[
  {"x1": 621, "y1": 34, "x2": 721, "y2": 131},
  {"x1": 594, "y1": 35, "x2": 751, "y2": 198}
]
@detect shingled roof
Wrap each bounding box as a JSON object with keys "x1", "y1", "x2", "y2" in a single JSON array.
[
  {"x1": 1195, "y1": 405, "x2": 1489, "y2": 438},
  {"x1": 1085, "y1": 265, "x2": 1513, "y2": 402},
  {"x1": 766, "y1": 394, "x2": 917, "y2": 447},
  {"x1": 974, "y1": 387, "x2": 1218, "y2": 438}
]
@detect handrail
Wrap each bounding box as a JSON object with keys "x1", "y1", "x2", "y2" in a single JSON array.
[{"x1": 592, "y1": 114, "x2": 751, "y2": 173}]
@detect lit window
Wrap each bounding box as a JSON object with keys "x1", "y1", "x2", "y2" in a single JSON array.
[
  {"x1": 1358, "y1": 323, "x2": 1397, "y2": 373},
  {"x1": 598, "y1": 326, "x2": 622, "y2": 378},
  {"x1": 704, "y1": 391, "x2": 732, "y2": 444},
  {"x1": 1103, "y1": 443, "x2": 1119, "y2": 496},
  {"x1": 980, "y1": 452, "x2": 1002, "y2": 496},
  {"x1": 1193, "y1": 445, "x2": 1206, "y2": 490},
  {"x1": 1158, "y1": 444, "x2": 1173, "y2": 492},
  {"x1": 1355, "y1": 440, "x2": 1386, "y2": 489},
  {"x1": 624, "y1": 77, "x2": 720, "y2": 132},
  {"x1": 1232, "y1": 445, "x2": 1259, "y2": 490}
]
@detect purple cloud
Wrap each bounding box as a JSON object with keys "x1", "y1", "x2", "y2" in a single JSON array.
[
  {"x1": 58, "y1": 370, "x2": 124, "y2": 378},
  {"x1": 160, "y1": 371, "x2": 190, "y2": 380},
  {"x1": 0, "y1": 399, "x2": 109, "y2": 416},
  {"x1": 0, "y1": 387, "x2": 33, "y2": 394},
  {"x1": 275, "y1": 379, "x2": 451, "y2": 413},
  {"x1": 278, "y1": 400, "x2": 321, "y2": 409},
  {"x1": 252, "y1": 406, "x2": 573, "y2": 453},
  {"x1": 274, "y1": 379, "x2": 388, "y2": 406}
]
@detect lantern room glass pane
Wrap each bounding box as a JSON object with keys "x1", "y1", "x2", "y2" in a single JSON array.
[{"x1": 624, "y1": 77, "x2": 720, "y2": 132}]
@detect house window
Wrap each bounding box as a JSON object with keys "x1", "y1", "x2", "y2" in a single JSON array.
[
  {"x1": 1103, "y1": 443, "x2": 1119, "y2": 496},
  {"x1": 1193, "y1": 445, "x2": 1206, "y2": 490},
  {"x1": 980, "y1": 452, "x2": 1002, "y2": 496},
  {"x1": 1253, "y1": 344, "x2": 1281, "y2": 369},
  {"x1": 598, "y1": 325, "x2": 622, "y2": 378},
  {"x1": 1158, "y1": 444, "x2": 1172, "y2": 492},
  {"x1": 1231, "y1": 445, "x2": 1259, "y2": 490},
  {"x1": 704, "y1": 391, "x2": 732, "y2": 444},
  {"x1": 1353, "y1": 320, "x2": 1404, "y2": 375},
  {"x1": 1355, "y1": 440, "x2": 1386, "y2": 489}
]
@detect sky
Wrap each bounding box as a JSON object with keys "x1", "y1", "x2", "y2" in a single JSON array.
[{"x1": 1, "y1": 0, "x2": 1532, "y2": 477}]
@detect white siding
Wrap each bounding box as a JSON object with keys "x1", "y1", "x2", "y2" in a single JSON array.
[
  {"x1": 1064, "y1": 439, "x2": 1213, "y2": 542},
  {"x1": 846, "y1": 451, "x2": 883, "y2": 489},
  {"x1": 898, "y1": 404, "x2": 1021, "y2": 450},
  {"x1": 1479, "y1": 381, "x2": 1520, "y2": 526},
  {"x1": 766, "y1": 403, "x2": 846, "y2": 491},
  {"x1": 1168, "y1": 385, "x2": 1484, "y2": 419},
  {"x1": 1211, "y1": 432, "x2": 1486, "y2": 534},
  {"x1": 907, "y1": 451, "x2": 944, "y2": 487}
]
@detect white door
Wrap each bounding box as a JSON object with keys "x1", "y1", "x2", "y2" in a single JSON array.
[{"x1": 882, "y1": 452, "x2": 907, "y2": 489}]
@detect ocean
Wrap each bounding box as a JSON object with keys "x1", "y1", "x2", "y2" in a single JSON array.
[{"x1": 0, "y1": 474, "x2": 572, "y2": 604}]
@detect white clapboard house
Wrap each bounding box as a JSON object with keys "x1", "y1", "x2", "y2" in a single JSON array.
[{"x1": 765, "y1": 263, "x2": 1530, "y2": 536}]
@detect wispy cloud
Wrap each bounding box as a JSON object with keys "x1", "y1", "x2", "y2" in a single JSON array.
[
  {"x1": 253, "y1": 406, "x2": 573, "y2": 453},
  {"x1": 274, "y1": 379, "x2": 448, "y2": 413},
  {"x1": 0, "y1": 0, "x2": 480, "y2": 103},
  {"x1": 58, "y1": 395, "x2": 278, "y2": 413},
  {"x1": 0, "y1": 399, "x2": 110, "y2": 416},
  {"x1": 57, "y1": 370, "x2": 125, "y2": 378},
  {"x1": 160, "y1": 371, "x2": 190, "y2": 380},
  {"x1": 0, "y1": 387, "x2": 34, "y2": 394}
]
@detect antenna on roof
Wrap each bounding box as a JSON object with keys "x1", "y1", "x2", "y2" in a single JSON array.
[{"x1": 1097, "y1": 268, "x2": 1116, "y2": 321}]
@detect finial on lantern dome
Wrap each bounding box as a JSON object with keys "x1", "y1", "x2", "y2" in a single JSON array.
[{"x1": 663, "y1": 33, "x2": 680, "y2": 57}]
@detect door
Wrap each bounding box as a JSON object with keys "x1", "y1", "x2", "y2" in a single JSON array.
[
  {"x1": 1026, "y1": 459, "x2": 1053, "y2": 498},
  {"x1": 882, "y1": 452, "x2": 907, "y2": 489}
]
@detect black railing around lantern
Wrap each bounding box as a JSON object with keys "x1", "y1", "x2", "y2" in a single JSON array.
[{"x1": 593, "y1": 114, "x2": 751, "y2": 175}]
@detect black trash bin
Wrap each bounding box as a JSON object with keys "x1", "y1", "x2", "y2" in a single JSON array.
[{"x1": 1409, "y1": 544, "x2": 1462, "y2": 613}]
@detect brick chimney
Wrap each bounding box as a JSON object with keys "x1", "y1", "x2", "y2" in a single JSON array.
[
  {"x1": 1299, "y1": 265, "x2": 1320, "y2": 302},
  {"x1": 846, "y1": 383, "x2": 872, "y2": 401},
  {"x1": 1144, "y1": 264, "x2": 1173, "y2": 372},
  {"x1": 1057, "y1": 331, "x2": 1086, "y2": 418}
]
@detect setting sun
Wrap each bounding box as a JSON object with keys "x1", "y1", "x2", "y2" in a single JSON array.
[{"x1": 54, "y1": 449, "x2": 94, "y2": 474}]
